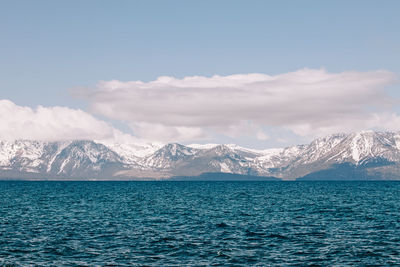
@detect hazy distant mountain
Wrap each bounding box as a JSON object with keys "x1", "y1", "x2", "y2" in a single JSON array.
[{"x1": 1, "y1": 131, "x2": 400, "y2": 180}]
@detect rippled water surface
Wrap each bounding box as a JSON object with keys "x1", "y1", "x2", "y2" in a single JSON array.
[{"x1": 1, "y1": 181, "x2": 400, "y2": 266}]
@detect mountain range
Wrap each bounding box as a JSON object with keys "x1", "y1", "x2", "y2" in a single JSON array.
[{"x1": 1, "y1": 131, "x2": 400, "y2": 180}]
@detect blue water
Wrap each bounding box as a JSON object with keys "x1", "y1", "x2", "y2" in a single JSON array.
[{"x1": 1, "y1": 181, "x2": 400, "y2": 266}]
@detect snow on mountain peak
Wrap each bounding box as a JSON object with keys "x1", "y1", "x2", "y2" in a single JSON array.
[
  {"x1": 187, "y1": 143, "x2": 219, "y2": 150},
  {"x1": 2, "y1": 130, "x2": 400, "y2": 180}
]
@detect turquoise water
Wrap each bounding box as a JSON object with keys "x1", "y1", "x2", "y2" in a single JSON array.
[{"x1": 1, "y1": 181, "x2": 400, "y2": 266}]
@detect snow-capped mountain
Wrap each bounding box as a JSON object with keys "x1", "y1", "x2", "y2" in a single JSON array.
[
  {"x1": 1, "y1": 131, "x2": 400, "y2": 180},
  {"x1": 268, "y1": 131, "x2": 400, "y2": 179},
  {"x1": 0, "y1": 140, "x2": 126, "y2": 179}
]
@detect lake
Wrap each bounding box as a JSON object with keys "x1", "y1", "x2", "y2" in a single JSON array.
[{"x1": 1, "y1": 181, "x2": 399, "y2": 265}]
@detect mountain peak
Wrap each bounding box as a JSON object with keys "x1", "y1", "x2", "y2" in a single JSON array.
[{"x1": 2, "y1": 131, "x2": 400, "y2": 180}]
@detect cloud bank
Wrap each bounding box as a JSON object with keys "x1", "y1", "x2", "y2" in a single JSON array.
[
  {"x1": 0, "y1": 99, "x2": 131, "y2": 142},
  {"x1": 83, "y1": 69, "x2": 399, "y2": 141},
  {"x1": 3, "y1": 69, "x2": 398, "y2": 145}
]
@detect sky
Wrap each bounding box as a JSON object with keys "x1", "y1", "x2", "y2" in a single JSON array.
[{"x1": 1, "y1": 0, "x2": 400, "y2": 148}]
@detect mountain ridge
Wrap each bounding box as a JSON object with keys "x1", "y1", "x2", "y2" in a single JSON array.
[{"x1": 1, "y1": 131, "x2": 400, "y2": 180}]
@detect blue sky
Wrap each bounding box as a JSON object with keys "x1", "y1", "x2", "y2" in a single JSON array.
[{"x1": 1, "y1": 1, "x2": 400, "y2": 148}]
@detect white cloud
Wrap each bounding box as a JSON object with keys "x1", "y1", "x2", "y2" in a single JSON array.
[
  {"x1": 132, "y1": 122, "x2": 207, "y2": 142},
  {"x1": 82, "y1": 68, "x2": 399, "y2": 142},
  {"x1": 256, "y1": 131, "x2": 269, "y2": 141},
  {"x1": 0, "y1": 99, "x2": 138, "y2": 142}
]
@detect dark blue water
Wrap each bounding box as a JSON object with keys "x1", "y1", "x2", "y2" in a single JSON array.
[{"x1": 1, "y1": 181, "x2": 400, "y2": 266}]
